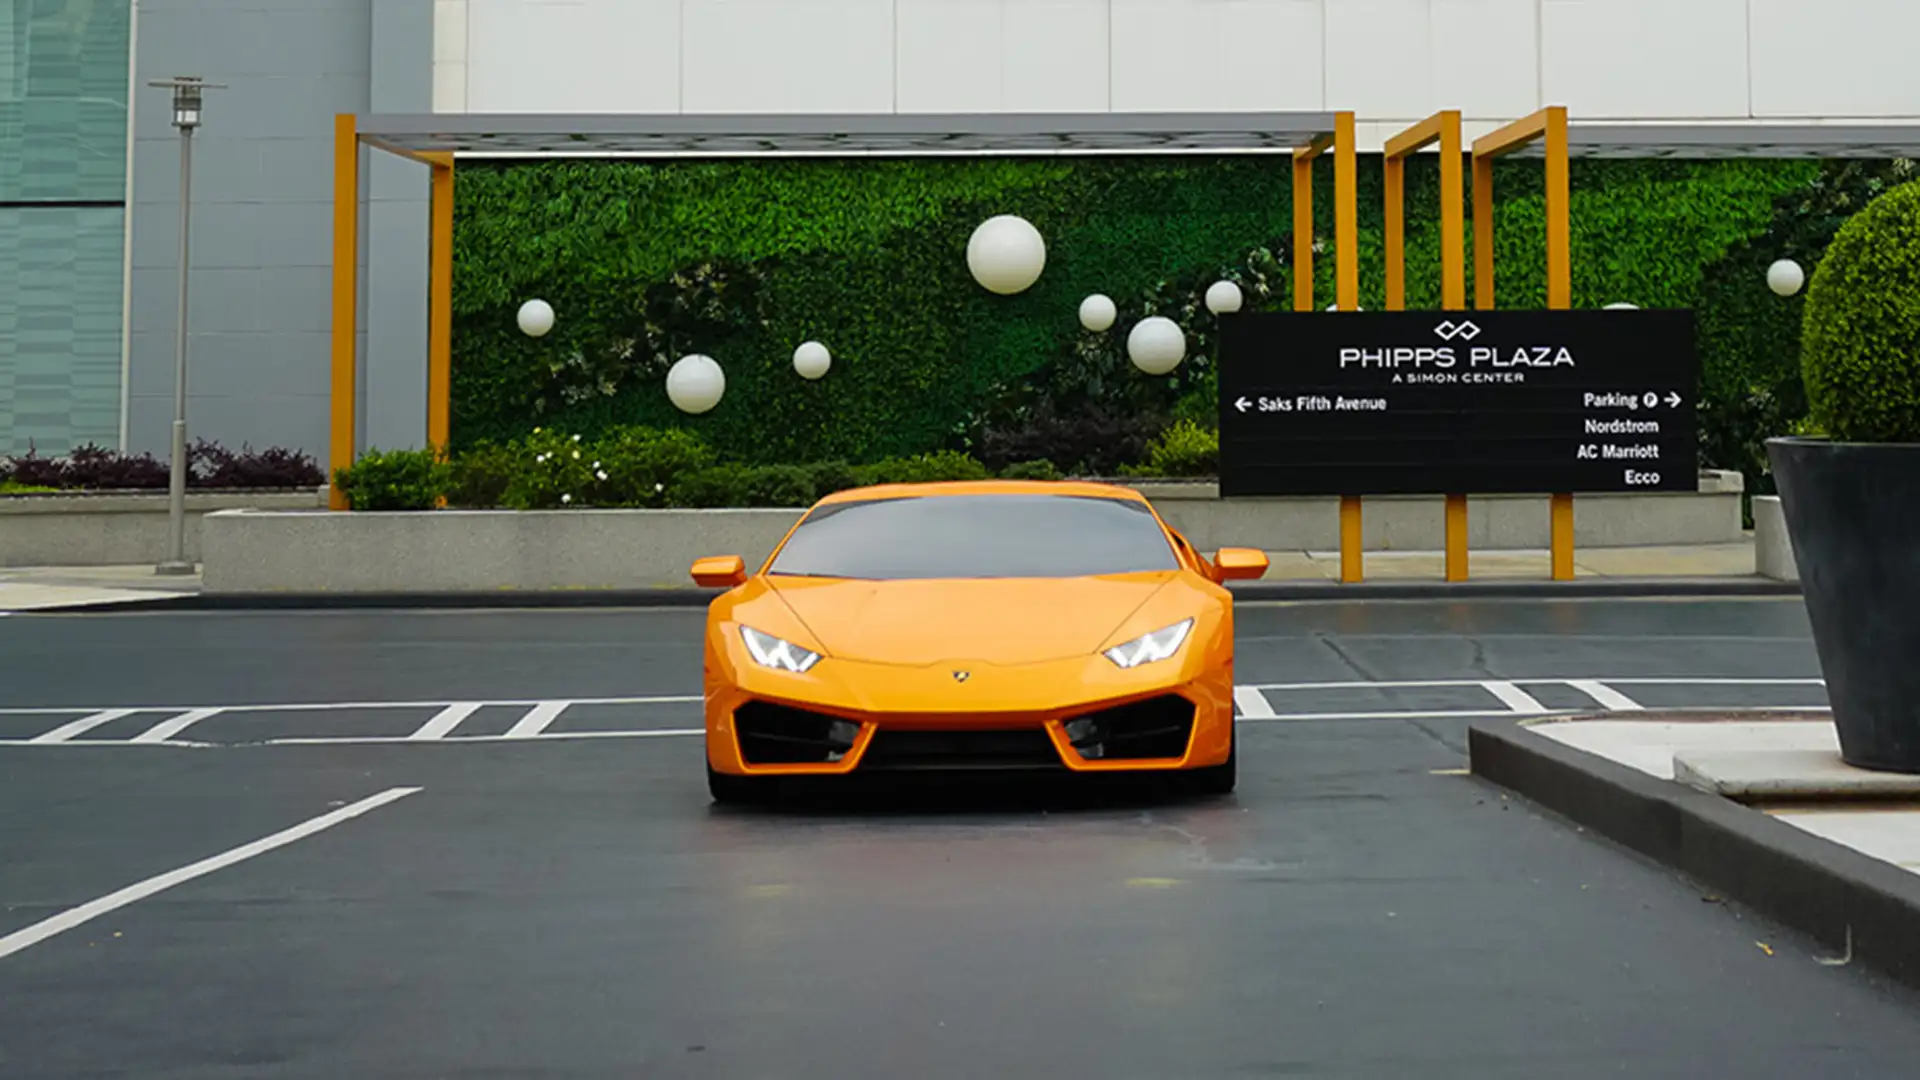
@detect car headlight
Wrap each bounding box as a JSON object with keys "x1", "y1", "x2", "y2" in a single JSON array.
[
  {"x1": 740, "y1": 626, "x2": 821, "y2": 673},
  {"x1": 1103, "y1": 618, "x2": 1194, "y2": 669}
]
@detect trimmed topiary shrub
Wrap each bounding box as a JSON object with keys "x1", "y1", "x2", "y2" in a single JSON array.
[
  {"x1": 333, "y1": 449, "x2": 448, "y2": 510},
  {"x1": 1124, "y1": 419, "x2": 1219, "y2": 478},
  {"x1": 1799, "y1": 180, "x2": 1920, "y2": 443}
]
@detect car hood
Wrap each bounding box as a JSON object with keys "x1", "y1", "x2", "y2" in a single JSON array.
[{"x1": 766, "y1": 573, "x2": 1179, "y2": 665}]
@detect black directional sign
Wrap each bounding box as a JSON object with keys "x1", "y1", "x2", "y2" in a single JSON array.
[{"x1": 1216, "y1": 309, "x2": 1700, "y2": 497}]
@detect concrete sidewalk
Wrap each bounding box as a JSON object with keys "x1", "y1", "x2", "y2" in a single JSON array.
[
  {"x1": 1532, "y1": 714, "x2": 1920, "y2": 879},
  {"x1": 0, "y1": 565, "x2": 200, "y2": 613},
  {"x1": 0, "y1": 538, "x2": 1770, "y2": 612},
  {"x1": 1472, "y1": 710, "x2": 1920, "y2": 993}
]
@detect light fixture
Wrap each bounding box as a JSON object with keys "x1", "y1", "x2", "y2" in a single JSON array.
[
  {"x1": 1205, "y1": 280, "x2": 1244, "y2": 315},
  {"x1": 966, "y1": 214, "x2": 1047, "y2": 295},
  {"x1": 1079, "y1": 294, "x2": 1117, "y2": 332},
  {"x1": 1127, "y1": 316, "x2": 1186, "y2": 375},
  {"x1": 517, "y1": 299, "x2": 555, "y2": 337},
  {"x1": 1768, "y1": 259, "x2": 1806, "y2": 297},
  {"x1": 793, "y1": 341, "x2": 831, "y2": 379},
  {"x1": 666, "y1": 354, "x2": 726, "y2": 414}
]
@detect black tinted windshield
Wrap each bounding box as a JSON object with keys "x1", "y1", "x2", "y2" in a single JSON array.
[{"x1": 768, "y1": 494, "x2": 1181, "y2": 580}]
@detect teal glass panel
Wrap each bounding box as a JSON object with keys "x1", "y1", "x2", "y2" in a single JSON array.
[
  {"x1": 0, "y1": 205, "x2": 126, "y2": 455},
  {"x1": 0, "y1": 0, "x2": 133, "y2": 204}
]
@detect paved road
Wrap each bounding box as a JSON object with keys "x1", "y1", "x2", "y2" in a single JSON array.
[{"x1": 4, "y1": 597, "x2": 1920, "y2": 1078}]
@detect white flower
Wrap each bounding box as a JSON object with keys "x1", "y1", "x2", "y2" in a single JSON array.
[
  {"x1": 596, "y1": 470, "x2": 608, "y2": 481},
  {"x1": 533, "y1": 427, "x2": 542, "y2": 434},
  {"x1": 655, "y1": 482, "x2": 665, "y2": 492},
  {"x1": 572, "y1": 434, "x2": 581, "y2": 442},
  {"x1": 592, "y1": 461, "x2": 601, "y2": 469},
  {"x1": 561, "y1": 493, "x2": 572, "y2": 504},
  {"x1": 571, "y1": 450, "x2": 581, "y2": 460},
  {"x1": 536, "y1": 452, "x2": 548, "y2": 463}
]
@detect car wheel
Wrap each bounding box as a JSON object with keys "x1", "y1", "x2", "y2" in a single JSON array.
[
  {"x1": 1181, "y1": 733, "x2": 1237, "y2": 796},
  {"x1": 708, "y1": 765, "x2": 777, "y2": 806}
]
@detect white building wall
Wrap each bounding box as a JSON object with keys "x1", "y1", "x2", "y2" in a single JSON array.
[{"x1": 434, "y1": 0, "x2": 1920, "y2": 149}]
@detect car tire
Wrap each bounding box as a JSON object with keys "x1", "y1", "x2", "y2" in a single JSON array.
[
  {"x1": 1181, "y1": 732, "x2": 1237, "y2": 796},
  {"x1": 708, "y1": 765, "x2": 776, "y2": 806}
]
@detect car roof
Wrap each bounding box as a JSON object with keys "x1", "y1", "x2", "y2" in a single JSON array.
[{"x1": 811, "y1": 478, "x2": 1152, "y2": 507}]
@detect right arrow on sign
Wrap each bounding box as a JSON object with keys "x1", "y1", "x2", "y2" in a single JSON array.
[
  {"x1": 1235, "y1": 396, "x2": 1252, "y2": 413},
  {"x1": 1666, "y1": 392, "x2": 1682, "y2": 408}
]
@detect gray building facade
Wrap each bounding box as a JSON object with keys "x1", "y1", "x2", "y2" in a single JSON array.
[{"x1": 2, "y1": 0, "x2": 434, "y2": 462}]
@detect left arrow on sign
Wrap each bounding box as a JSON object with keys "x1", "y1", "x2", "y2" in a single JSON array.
[{"x1": 1235, "y1": 396, "x2": 1252, "y2": 413}]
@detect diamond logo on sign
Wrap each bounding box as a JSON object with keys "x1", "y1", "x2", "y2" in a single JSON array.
[{"x1": 1433, "y1": 320, "x2": 1482, "y2": 341}]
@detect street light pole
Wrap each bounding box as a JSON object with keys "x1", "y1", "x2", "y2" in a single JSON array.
[{"x1": 150, "y1": 76, "x2": 222, "y2": 576}]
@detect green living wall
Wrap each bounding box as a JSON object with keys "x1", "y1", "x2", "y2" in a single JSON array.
[{"x1": 449, "y1": 153, "x2": 1907, "y2": 487}]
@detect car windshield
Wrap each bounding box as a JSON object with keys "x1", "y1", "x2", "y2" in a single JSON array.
[{"x1": 767, "y1": 493, "x2": 1181, "y2": 580}]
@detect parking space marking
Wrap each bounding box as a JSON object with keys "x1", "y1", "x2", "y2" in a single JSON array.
[
  {"x1": 1482, "y1": 680, "x2": 1549, "y2": 715},
  {"x1": 505, "y1": 701, "x2": 571, "y2": 739},
  {"x1": 130, "y1": 708, "x2": 223, "y2": 745},
  {"x1": 1232, "y1": 686, "x2": 1277, "y2": 719},
  {"x1": 0, "y1": 678, "x2": 1828, "y2": 748},
  {"x1": 0, "y1": 786, "x2": 422, "y2": 961},
  {"x1": 28, "y1": 709, "x2": 139, "y2": 744},
  {"x1": 1567, "y1": 680, "x2": 1644, "y2": 711},
  {"x1": 409, "y1": 702, "x2": 484, "y2": 741}
]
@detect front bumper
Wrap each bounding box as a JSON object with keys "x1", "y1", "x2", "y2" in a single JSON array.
[{"x1": 704, "y1": 649, "x2": 1234, "y2": 777}]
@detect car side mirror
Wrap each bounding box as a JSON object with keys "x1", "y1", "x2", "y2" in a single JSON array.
[
  {"x1": 691, "y1": 555, "x2": 748, "y2": 589},
  {"x1": 1212, "y1": 547, "x2": 1269, "y2": 582}
]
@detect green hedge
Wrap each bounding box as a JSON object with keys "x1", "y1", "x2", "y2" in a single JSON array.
[
  {"x1": 332, "y1": 428, "x2": 1050, "y2": 511},
  {"x1": 452, "y1": 154, "x2": 1851, "y2": 476},
  {"x1": 1800, "y1": 179, "x2": 1920, "y2": 443}
]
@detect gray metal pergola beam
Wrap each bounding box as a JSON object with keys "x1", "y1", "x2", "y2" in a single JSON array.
[
  {"x1": 1505, "y1": 122, "x2": 1920, "y2": 159},
  {"x1": 351, "y1": 111, "x2": 1345, "y2": 156}
]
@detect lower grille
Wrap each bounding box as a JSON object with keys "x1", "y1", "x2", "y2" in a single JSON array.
[
  {"x1": 1063, "y1": 695, "x2": 1196, "y2": 760},
  {"x1": 860, "y1": 729, "x2": 1064, "y2": 771},
  {"x1": 734, "y1": 701, "x2": 859, "y2": 765}
]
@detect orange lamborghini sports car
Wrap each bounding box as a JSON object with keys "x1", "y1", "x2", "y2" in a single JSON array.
[{"x1": 689, "y1": 480, "x2": 1269, "y2": 803}]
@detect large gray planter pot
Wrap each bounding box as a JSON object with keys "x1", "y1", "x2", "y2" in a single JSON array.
[{"x1": 1767, "y1": 436, "x2": 1920, "y2": 772}]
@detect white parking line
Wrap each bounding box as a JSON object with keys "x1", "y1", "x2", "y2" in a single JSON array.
[
  {"x1": 1567, "y1": 679, "x2": 1644, "y2": 711},
  {"x1": 409, "y1": 702, "x2": 484, "y2": 741},
  {"x1": 504, "y1": 701, "x2": 570, "y2": 739},
  {"x1": 0, "y1": 693, "x2": 701, "y2": 717},
  {"x1": 1482, "y1": 681, "x2": 1548, "y2": 715},
  {"x1": 130, "y1": 708, "x2": 223, "y2": 745},
  {"x1": 28, "y1": 709, "x2": 138, "y2": 744},
  {"x1": 0, "y1": 787, "x2": 421, "y2": 961},
  {"x1": 1232, "y1": 686, "x2": 1277, "y2": 719}
]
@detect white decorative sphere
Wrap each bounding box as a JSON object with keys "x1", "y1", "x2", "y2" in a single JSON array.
[
  {"x1": 1325, "y1": 303, "x2": 1364, "y2": 311},
  {"x1": 666, "y1": 354, "x2": 725, "y2": 414},
  {"x1": 517, "y1": 299, "x2": 555, "y2": 337},
  {"x1": 1205, "y1": 280, "x2": 1244, "y2": 315},
  {"x1": 966, "y1": 214, "x2": 1047, "y2": 295},
  {"x1": 1767, "y1": 258, "x2": 1806, "y2": 297},
  {"x1": 793, "y1": 341, "x2": 831, "y2": 380},
  {"x1": 1603, "y1": 302, "x2": 1640, "y2": 310},
  {"x1": 1127, "y1": 316, "x2": 1186, "y2": 375},
  {"x1": 1079, "y1": 294, "x2": 1117, "y2": 332}
]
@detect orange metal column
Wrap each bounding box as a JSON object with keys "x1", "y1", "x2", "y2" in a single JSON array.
[
  {"x1": 329, "y1": 114, "x2": 360, "y2": 510},
  {"x1": 427, "y1": 154, "x2": 454, "y2": 456}
]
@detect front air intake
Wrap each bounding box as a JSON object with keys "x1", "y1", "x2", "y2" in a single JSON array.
[
  {"x1": 733, "y1": 701, "x2": 859, "y2": 765},
  {"x1": 1061, "y1": 695, "x2": 1196, "y2": 760}
]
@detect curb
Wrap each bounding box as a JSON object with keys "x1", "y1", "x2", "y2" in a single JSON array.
[
  {"x1": 1469, "y1": 717, "x2": 1920, "y2": 993},
  {"x1": 13, "y1": 574, "x2": 1800, "y2": 612}
]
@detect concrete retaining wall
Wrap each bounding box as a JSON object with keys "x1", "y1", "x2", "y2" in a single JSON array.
[
  {"x1": 0, "y1": 489, "x2": 329, "y2": 567},
  {"x1": 202, "y1": 471, "x2": 1747, "y2": 594},
  {"x1": 1135, "y1": 470, "x2": 1746, "y2": 550},
  {"x1": 1753, "y1": 495, "x2": 1797, "y2": 582}
]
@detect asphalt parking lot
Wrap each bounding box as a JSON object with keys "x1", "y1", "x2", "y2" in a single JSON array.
[{"x1": 5, "y1": 597, "x2": 1920, "y2": 1078}]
